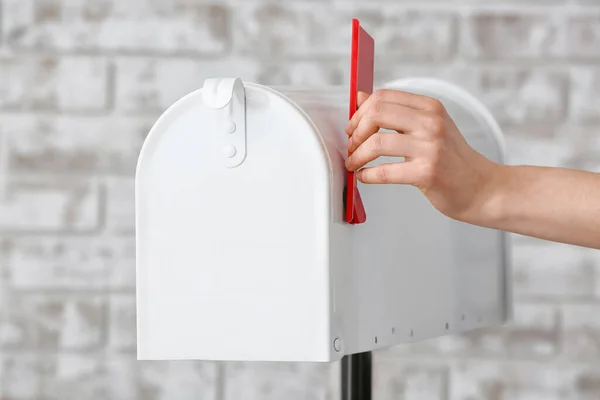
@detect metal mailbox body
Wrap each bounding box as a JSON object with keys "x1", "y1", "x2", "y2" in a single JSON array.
[{"x1": 135, "y1": 77, "x2": 512, "y2": 363}]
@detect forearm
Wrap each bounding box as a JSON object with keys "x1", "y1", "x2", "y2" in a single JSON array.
[{"x1": 483, "y1": 165, "x2": 600, "y2": 249}]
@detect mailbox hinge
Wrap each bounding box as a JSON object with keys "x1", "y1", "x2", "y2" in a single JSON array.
[{"x1": 202, "y1": 78, "x2": 247, "y2": 168}]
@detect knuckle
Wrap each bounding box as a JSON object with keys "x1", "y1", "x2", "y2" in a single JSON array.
[
  {"x1": 432, "y1": 145, "x2": 443, "y2": 166},
  {"x1": 376, "y1": 165, "x2": 390, "y2": 183},
  {"x1": 372, "y1": 89, "x2": 387, "y2": 103},
  {"x1": 370, "y1": 99, "x2": 384, "y2": 118},
  {"x1": 353, "y1": 128, "x2": 366, "y2": 145},
  {"x1": 419, "y1": 163, "x2": 436, "y2": 187},
  {"x1": 427, "y1": 140, "x2": 443, "y2": 161},
  {"x1": 426, "y1": 115, "x2": 446, "y2": 137},
  {"x1": 369, "y1": 134, "x2": 384, "y2": 155},
  {"x1": 426, "y1": 98, "x2": 445, "y2": 114}
]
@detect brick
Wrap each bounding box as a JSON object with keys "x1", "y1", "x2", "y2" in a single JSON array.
[
  {"x1": 40, "y1": 353, "x2": 138, "y2": 400},
  {"x1": 575, "y1": 369, "x2": 600, "y2": 400},
  {"x1": 0, "y1": 239, "x2": 8, "y2": 283},
  {"x1": 553, "y1": 125, "x2": 600, "y2": 172},
  {"x1": 373, "y1": 355, "x2": 448, "y2": 400},
  {"x1": 257, "y1": 60, "x2": 346, "y2": 86},
  {"x1": 139, "y1": 360, "x2": 217, "y2": 400},
  {"x1": 115, "y1": 57, "x2": 345, "y2": 112},
  {"x1": 116, "y1": 56, "x2": 348, "y2": 111},
  {"x1": 233, "y1": 4, "x2": 456, "y2": 60},
  {"x1": 374, "y1": 64, "x2": 479, "y2": 91},
  {"x1": 473, "y1": 68, "x2": 567, "y2": 126},
  {"x1": 560, "y1": 303, "x2": 600, "y2": 360},
  {"x1": 449, "y1": 361, "x2": 600, "y2": 400},
  {"x1": 0, "y1": 55, "x2": 107, "y2": 112},
  {"x1": 41, "y1": 354, "x2": 106, "y2": 400},
  {"x1": 1, "y1": 353, "x2": 42, "y2": 399},
  {"x1": 107, "y1": 238, "x2": 136, "y2": 289},
  {"x1": 0, "y1": 294, "x2": 106, "y2": 350},
  {"x1": 0, "y1": 176, "x2": 100, "y2": 233},
  {"x1": 108, "y1": 295, "x2": 135, "y2": 352},
  {"x1": 504, "y1": 123, "x2": 600, "y2": 168},
  {"x1": 1, "y1": 236, "x2": 134, "y2": 290},
  {"x1": 468, "y1": 0, "x2": 561, "y2": 2},
  {"x1": 570, "y1": 68, "x2": 600, "y2": 124},
  {"x1": 3, "y1": 0, "x2": 230, "y2": 54},
  {"x1": 505, "y1": 303, "x2": 559, "y2": 358},
  {"x1": 465, "y1": 12, "x2": 600, "y2": 60},
  {"x1": 327, "y1": 361, "x2": 341, "y2": 400},
  {"x1": 375, "y1": 66, "x2": 567, "y2": 126},
  {"x1": 512, "y1": 241, "x2": 596, "y2": 299},
  {"x1": 0, "y1": 289, "x2": 36, "y2": 350},
  {"x1": 105, "y1": 178, "x2": 134, "y2": 235},
  {"x1": 462, "y1": 12, "x2": 565, "y2": 59},
  {"x1": 2, "y1": 115, "x2": 152, "y2": 175},
  {"x1": 504, "y1": 135, "x2": 576, "y2": 167},
  {"x1": 223, "y1": 362, "x2": 333, "y2": 400},
  {"x1": 104, "y1": 354, "x2": 139, "y2": 400},
  {"x1": 368, "y1": 10, "x2": 457, "y2": 61},
  {"x1": 567, "y1": 14, "x2": 600, "y2": 58},
  {"x1": 115, "y1": 57, "x2": 260, "y2": 113}
]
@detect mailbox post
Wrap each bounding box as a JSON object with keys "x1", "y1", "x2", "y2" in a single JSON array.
[{"x1": 342, "y1": 353, "x2": 372, "y2": 400}]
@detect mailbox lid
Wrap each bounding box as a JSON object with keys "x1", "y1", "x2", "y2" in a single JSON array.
[{"x1": 135, "y1": 81, "x2": 340, "y2": 362}]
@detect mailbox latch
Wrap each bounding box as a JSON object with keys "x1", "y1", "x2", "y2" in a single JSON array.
[{"x1": 202, "y1": 77, "x2": 247, "y2": 168}]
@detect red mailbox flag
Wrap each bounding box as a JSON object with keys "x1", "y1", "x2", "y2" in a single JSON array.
[{"x1": 345, "y1": 18, "x2": 374, "y2": 225}]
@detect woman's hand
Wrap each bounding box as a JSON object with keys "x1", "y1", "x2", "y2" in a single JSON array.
[
  {"x1": 345, "y1": 89, "x2": 503, "y2": 226},
  {"x1": 345, "y1": 89, "x2": 600, "y2": 249}
]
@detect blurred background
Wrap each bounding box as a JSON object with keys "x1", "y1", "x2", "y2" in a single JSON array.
[{"x1": 0, "y1": 0, "x2": 599, "y2": 399}]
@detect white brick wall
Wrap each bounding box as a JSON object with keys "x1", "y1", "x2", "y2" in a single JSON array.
[
  {"x1": 3, "y1": 0, "x2": 231, "y2": 54},
  {"x1": 0, "y1": 0, "x2": 599, "y2": 399},
  {"x1": 0, "y1": 56, "x2": 108, "y2": 111},
  {"x1": 0, "y1": 177, "x2": 100, "y2": 232}
]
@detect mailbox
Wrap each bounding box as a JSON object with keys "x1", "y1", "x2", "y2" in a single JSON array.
[{"x1": 135, "y1": 76, "x2": 512, "y2": 363}]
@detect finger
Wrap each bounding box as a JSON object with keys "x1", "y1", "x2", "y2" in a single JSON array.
[
  {"x1": 346, "y1": 133, "x2": 417, "y2": 171},
  {"x1": 357, "y1": 91, "x2": 369, "y2": 107},
  {"x1": 369, "y1": 89, "x2": 440, "y2": 110},
  {"x1": 347, "y1": 103, "x2": 428, "y2": 154},
  {"x1": 345, "y1": 92, "x2": 371, "y2": 137},
  {"x1": 356, "y1": 162, "x2": 417, "y2": 185},
  {"x1": 346, "y1": 89, "x2": 441, "y2": 134}
]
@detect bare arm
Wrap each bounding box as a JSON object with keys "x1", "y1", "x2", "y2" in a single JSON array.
[
  {"x1": 485, "y1": 165, "x2": 600, "y2": 249},
  {"x1": 345, "y1": 90, "x2": 600, "y2": 250}
]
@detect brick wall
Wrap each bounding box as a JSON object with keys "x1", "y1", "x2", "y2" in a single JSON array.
[{"x1": 0, "y1": 0, "x2": 599, "y2": 399}]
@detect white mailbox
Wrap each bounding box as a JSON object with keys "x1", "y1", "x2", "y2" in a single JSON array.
[{"x1": 135, "y1": 76, "x2": 512, "y2": 363}]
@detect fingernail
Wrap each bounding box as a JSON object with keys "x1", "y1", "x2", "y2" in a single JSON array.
[
  {"x1": 355, "y1": 169, "x2": 362, "y2": 181},
  {"x1": 345, "y1": 121, "x2": 351, "y2": 132},
  {"x1": 345, "y1": 157, "x2": 352, "y2": 169},
  {"x1": 347, "y1": 137, "x2": 353, "y2": 150}
]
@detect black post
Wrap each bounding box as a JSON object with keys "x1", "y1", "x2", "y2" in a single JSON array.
[{"x1": 341, "y1": 352, "x2": 372, "y2": 400}]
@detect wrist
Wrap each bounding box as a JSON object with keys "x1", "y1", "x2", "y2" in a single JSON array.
[{"x1": 477, "y1": 163, "x2": 513, "y2": 228}]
